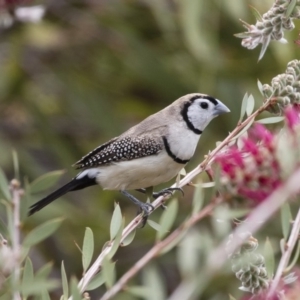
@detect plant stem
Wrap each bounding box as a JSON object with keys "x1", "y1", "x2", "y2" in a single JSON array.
[
  {"x1": 267, "y1": 207, "x2": 300, "y2": 297},
  {"x1": 99, "y1": 197, "x2": 223, "y2": 300},
  {"x1": 75, "y1": 101, "x2": 271, "y2": 296},
  {"x1": 10, "y1": 179, "x2": 21, "y2": 300}
]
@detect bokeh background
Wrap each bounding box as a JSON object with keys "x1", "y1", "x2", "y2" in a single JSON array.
[{"x1": 0, "y1": 0, "x2": 299, "y2": 299}]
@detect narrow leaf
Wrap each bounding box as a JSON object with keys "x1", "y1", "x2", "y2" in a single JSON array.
[
  {"x1": 36, "y1": 262, "x2": 53, "y2": 279},
  {"x1": 192, "y1": 184, "x2": 204, "y2": 215},
  {"x1": 246, "y1": 94, "x2": 255, "y2": 116},
  {"x1": 285, "y1": 0, "x2": 297, "y2": 17},
  {"x1": 86, "y1": 272, "x2": 105, "y2": 291},
  {"x1": 127, "y1": 286, "x2": 150, "y2": 297},
  {"x1": 23, "y1": 218, "x2": 63, "y2": 247},
  {"x1": 102, "y1": 257, "x2": 116, "y2": 289},
  {"x1": 21, "y1": 279, "x2": 59, "y2": 295},
  {"x1": 61, "y1": 261, "x2": 68, "y2": 300},
  {"x1": 157, "y1": 198, "x2": 178, "y2": 241},
  {"x1": 285, "y1": 241, "x2": 300, "y2": 272},
  {"x1": 264, "y1": 238, "x2": 275, "y2": 278},
  {"x1": 229, "y1": 294, "x2": 237, "y2": 300},
  {"x1": 12, "y1": 150, "x2": 19, "y2": 180},
  {"x1": 41, "y1": 290, "x2": 51, "y2": 300},
  {"x1": 147, "y1": 219, "x2": 163, "y2": 232},
  {"x1": 239, "y1": 93, "x2": 248, "y2": 122},
  {"x1": 21, "y1": 258, "x2": 34, "y2": 297},
  {"x1": 70, "y1": 277, "x2": 81, "y2": 300},
  {"x1": 30, "y1": 170, "x2": 65, "y2": 194},
  {"x1": 82, "y1": 227, "x2": 94, "y2": 272},
  {"x1": 256, "y1": 116, "x2": 284, "y2": 124},
  {"x1": 281, "y1": 203, "x2": 292, "y2": 241},
  {"x1": 107, "y1": 218, "x2": 124, "y2": 259},
  {"x1": 121, "y1": 229, "x2": 136, "y2": 247},
  {"x1": 258, "y1": 35, "x2": 271, "y2": 61},
  {"x1": 257, "y1": 79, "x2": 264, "y2": 95},
  {"x1": 142, "y1": 264, "x2": 166, "y2": 300},
  {"x1": 110, "y1": 203, "x2": 122, "y2": 240},
  {"x1": 0, "y1": 168, "x2": 10, "y2": 200},
  {"x1": 249, "y1": 5, "x2": 262, "y2": 21}
]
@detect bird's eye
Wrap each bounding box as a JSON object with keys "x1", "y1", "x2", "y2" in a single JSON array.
[{"x1": 200, "y1": 102, "x2": 209, "y2": 109}]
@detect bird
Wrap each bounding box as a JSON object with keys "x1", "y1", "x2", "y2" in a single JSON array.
[{"x1": 28, "y1": 93, "x2": 230, "y2": 217}]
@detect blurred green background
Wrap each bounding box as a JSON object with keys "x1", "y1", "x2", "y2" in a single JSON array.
[{"x1": 0, "y1": 0, "x2": 299, "y2": 299}]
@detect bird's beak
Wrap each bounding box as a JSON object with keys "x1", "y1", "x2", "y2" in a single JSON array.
[{"x1": 213, "y1": 100, "x2": 230, "y2": 116}]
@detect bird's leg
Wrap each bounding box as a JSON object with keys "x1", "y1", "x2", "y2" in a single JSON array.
[
  {"x1": 121, "y1": 190, "x2": 154, "y2": 226},
  {"x1": 136, "y1": 187, "x2": 184, "y2": 210}
]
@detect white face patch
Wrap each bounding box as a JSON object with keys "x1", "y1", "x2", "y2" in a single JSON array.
[{"x1": 187, "y1": 99, "x2": 217, "y2": 132}]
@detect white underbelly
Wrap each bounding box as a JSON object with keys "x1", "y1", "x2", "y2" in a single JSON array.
[{"x1": 96, "y1": 152, "x2": 185, "y2": 190}]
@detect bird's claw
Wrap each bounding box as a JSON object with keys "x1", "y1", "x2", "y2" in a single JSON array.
[
  {"x1": 153, "y1": 187, "x2": 184, "y2": 199},
  {"x1": 136, "y1": 202, "x2": 154, "y2": 228}
]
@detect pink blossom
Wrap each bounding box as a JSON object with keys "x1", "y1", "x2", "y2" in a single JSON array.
[
  {"x1": 285, "y1": 106, "x2": 300, "y2": 130},
  {"x1": 216, "y1": 124, "x2": 280, "y2": 204}
]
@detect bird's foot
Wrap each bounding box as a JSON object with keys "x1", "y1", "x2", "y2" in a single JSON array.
[
  {"x1": 153, "y1": 187, "x2": 184, "y2": 199},
  {"x1": 136, "y1": 202, "x2": 154, "y2": 228},
  {"x1": 121, "y1": 190, "x2": 154, "y2": 228}
]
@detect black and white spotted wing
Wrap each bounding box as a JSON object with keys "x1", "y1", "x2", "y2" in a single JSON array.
[{"x1": 74, "y1": 136, "x2": 163, "y2": 169}]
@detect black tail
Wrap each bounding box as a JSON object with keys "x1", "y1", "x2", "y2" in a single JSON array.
[{"x1": 28, "y1": 173, "x2": 97, "y2": 216}]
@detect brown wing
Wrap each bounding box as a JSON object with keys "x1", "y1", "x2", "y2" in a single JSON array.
[{"x1": 74, "y1": 136, "x2": 163, "y2": 169}]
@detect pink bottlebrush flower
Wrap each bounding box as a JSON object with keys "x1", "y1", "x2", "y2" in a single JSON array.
[
  {"x1": 285, "y1": 106, "x2": 300, "y2": 131},
  {"x1": 216, "y1": 124, "x2": 280, "y2": 204}
]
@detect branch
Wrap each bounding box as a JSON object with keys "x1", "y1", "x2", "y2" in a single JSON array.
[
  {"x1": 76, "y1": 100, "x2": 271, "y2": 295},
  {"x1": 166, "y1": 167, "x2": 300, "y2": 300},
  {"x1": 207, "y1": 167, "x2": 300, "y2": 274},
  {"x1": 99, "y1": 197, "x2": 223, "y2": 300},
  {"x1": 267, "y1": 207, "x2": 300, "y2": 297},
  {"x1": 10, "y1": 179, "x2": 22, "y2": 300}
]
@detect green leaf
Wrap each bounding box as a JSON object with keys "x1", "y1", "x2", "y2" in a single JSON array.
[
  {"x1": 192, "y1": 184, "x2": 204, "y2": 215},
  {"x1": 281, "y1": 203, "x2": 292, "y2": 241},
  {"x1": 246, "y1": 94, "x2": 255, "y2": 116},
  {"x1": 110, "y1": 203, "x2": 122, "y2": 240},
  {"x1": 102, "y1": 257, "x2": 116, "y2": 289},
  {"x1": 23, "y1": 218, "x2": 63, "y2": 247},
  {"x1": 41, "y1": 290, "x2": 51, "y2": 300},
  {"x1": 21, "y1": 279, "x2": 59, "y2": 296},
  {"x1": 249, "y1": 5, "x2": 262, "y2": 21},
  {"x1": 285, "y1": 0, "x2": 297, "y2": 17},
  {"x1": 264, "y1": 238, "x2": 275, "y2": 278},
  {"x1": 61, "y1": 261, "x2": 68, "y2": 300},
  {"x1": 257, "y1": 79, "x2": 264, "y2": 96},
  {"x1": 142, "y1": 264, "x2": 166, "y2": 300},
  {"x1": 157, "y1": 199, "x2": 178, "y2": 241},
  {"x1": 70, "y1": 277, "x2": 81, "y2": 300},
  {"x1": 121, "y1": 229, "x2": 136, "y2": 247},
  {"x1": 147, "y1": 219, "x2": 163, "y2": 232},
  {"x1": 286, "y1": 241, "x2": 300, "y2": 272},
  {"x1": 126, "y1": 286, "x2": 150, "y2": 297},
  {"x1": 21, "y1": 258, "x2": 34, "y2": 297},
  {"x1": 179, "y1": 168, "x2": 186, "y2": 176},
  {"x1": 82, "y1": 227, "x2": 94, "y2": 272},
  {"x1": 107, "y1": 218, "x2": 124, "y2": 259},
  {"x1": 256, "y1": 116, "x2": 284, "y2": 124},
  {"x1": 36, "y1": 262, "x2": 53, "y2": 279},
  {"x1": 239, "y1": 92, "x2": 248, "y2": 122},
  {"x1": 12, "y1": 150, "x2": 19, "y2": 180},
  {"x1": 30, "y1": 170, "x2": 65, "y2": 194},
  {"x1": 86, "y1": 272, "x2": 105, "y2": 291},
  {"x1": 0, "y1": 168, "x2": 10, "y2": 200}
]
